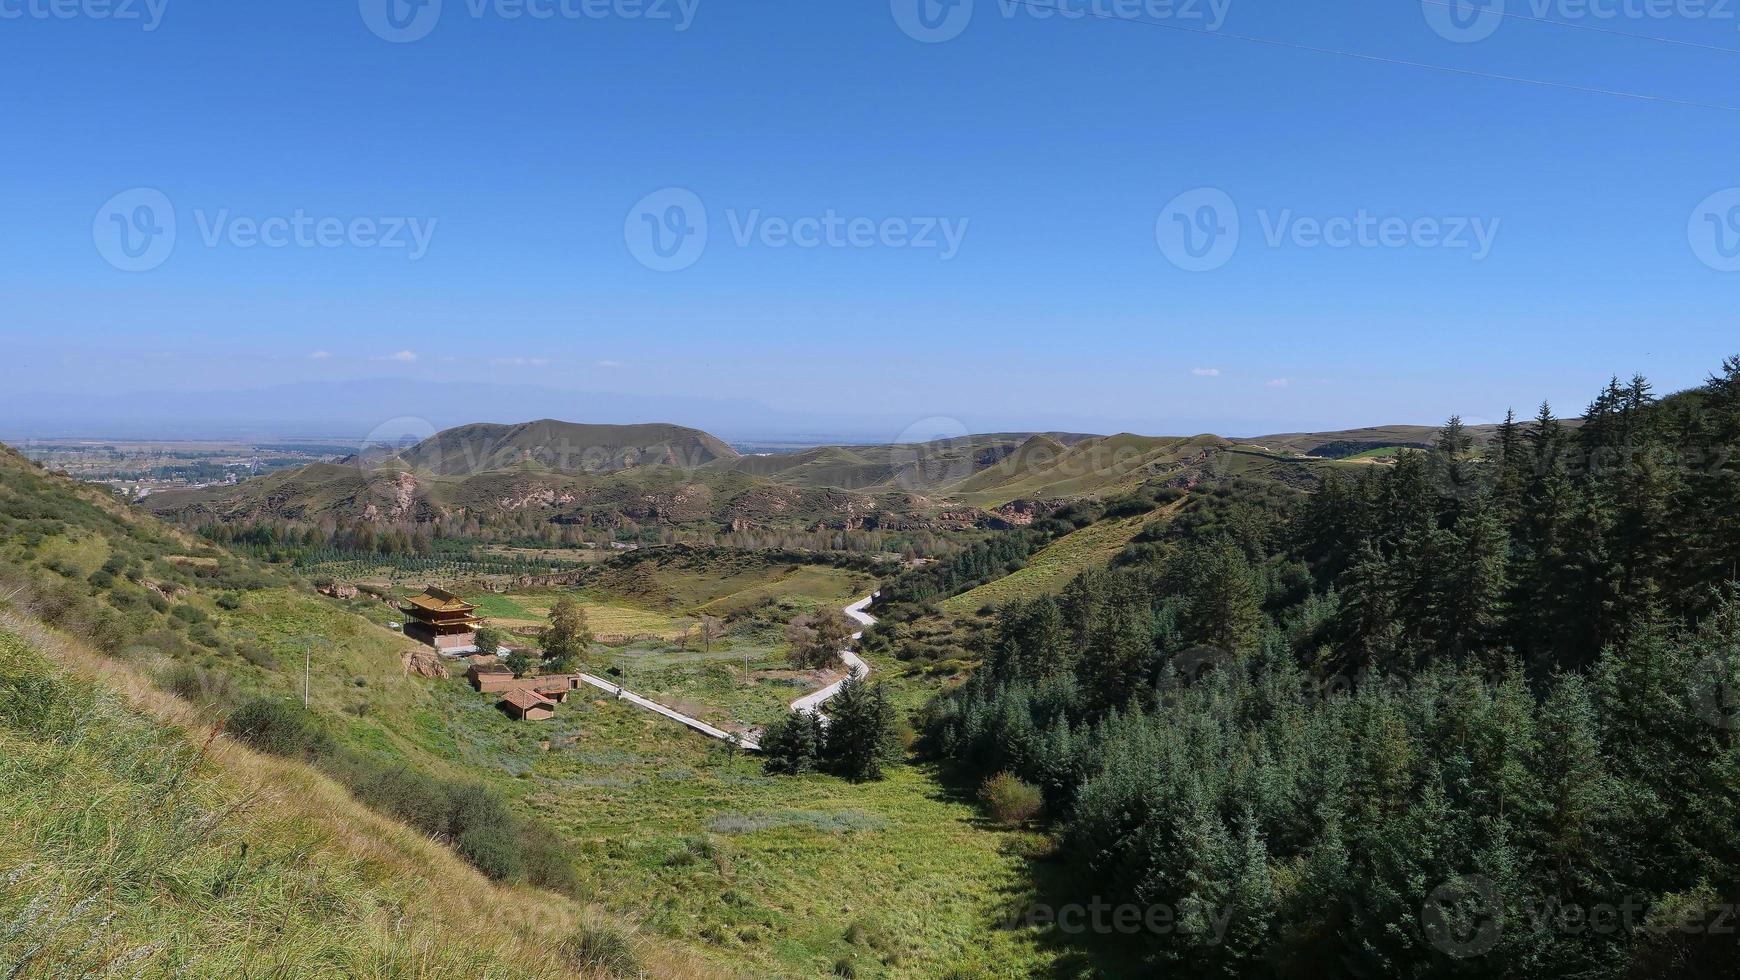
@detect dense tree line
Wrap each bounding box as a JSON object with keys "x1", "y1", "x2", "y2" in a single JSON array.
[{"x1": 927, "y1": 359, "x2": 1740, "y2": 976}]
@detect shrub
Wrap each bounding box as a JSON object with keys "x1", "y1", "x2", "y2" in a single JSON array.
[
  {"x1": 562, "y1": 923, "x2": 640, "y2": 977},
  {"x1": 978, "y1": 772, "x2": 1043, "y2": 825},
  {"x1": 346, "y1": 761, "x2": 453, "y2": 836},
  {"x1": 456, "y1": 824, "x2": 524, "y2": 881},
  {"x1": 158, "y1": 663, "x2": 233, "y2": 705},
  {"x1": 171, "y1": 604, "x2": 207, "y2": 624},
  {"x1": 235, "y1": 642, "x2": 276, "y2": 669},
  {"x1": 226, "y1": 697, "x2": 332, "y2": 760}
]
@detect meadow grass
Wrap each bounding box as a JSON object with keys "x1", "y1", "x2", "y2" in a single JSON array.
[
  {"x1": 940, "y1": 507, "x2": 1170, "y2": 613},
  {"x1": 0, "y1": 621, "x2": 726, "y2": 980}
]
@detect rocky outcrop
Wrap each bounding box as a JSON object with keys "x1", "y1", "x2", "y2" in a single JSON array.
[{"x1": 401, "y1": 648, "x2": 449, "y2": 679}]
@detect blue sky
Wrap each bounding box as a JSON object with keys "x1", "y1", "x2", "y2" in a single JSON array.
[{"x1": 3, "y1": 0, "x2": 1738, "y2": 439}]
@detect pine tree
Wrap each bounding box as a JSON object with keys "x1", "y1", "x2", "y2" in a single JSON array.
[
  {"x1": 823, "y1": 673, "x2": 901, "y2": 781},
  {"x1": 1491, "y1": 408, "x2": 1528, "y2": 523},
  {"x1": 761, "y1": 708, "x2": 824, "y2": 775},
  {"x1": 1436, "y1": 494, "x2": 1511, "y2": 666}
]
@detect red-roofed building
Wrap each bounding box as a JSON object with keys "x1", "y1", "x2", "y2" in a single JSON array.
[{"x1": 498, "y1": 688, "x2": 557, "y2": 722}]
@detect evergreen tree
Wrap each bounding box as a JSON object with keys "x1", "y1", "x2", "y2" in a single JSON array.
[
  {"x1": 760, "y1": 708, "x2": 824, "y2": 775},
  {"x1": 823, "y1": 673, "x2": 901, "y2": 781}
]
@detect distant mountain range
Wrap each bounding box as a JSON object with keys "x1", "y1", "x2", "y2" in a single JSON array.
[{"x1": 136, "y1": 418, "x2": 1459, "y2": 534}]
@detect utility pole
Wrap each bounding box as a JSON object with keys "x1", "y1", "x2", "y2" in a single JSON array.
[{"x1": 303, "y1": 643, "x2": 311, "y2": 709}]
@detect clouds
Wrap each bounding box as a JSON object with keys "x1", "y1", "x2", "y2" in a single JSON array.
[
  {"x1": 1191, "y1": 367, "x2": 1221, "y2": 377},
  {"x1": 1266, "y1": 378, "x2": 1291, "y2": 388},
  {"x1": 596, "y1": 359, "x2": 623, "y2": 369},
  {"x1": 308, "y1": 350, "x2": 332, "y2": 360},
  {"x1": 371, "y1": 350, "x2": 418, "y2": 363},
  {"x1": 489, "y1": 357, "x2": 552, "y2": 367}
]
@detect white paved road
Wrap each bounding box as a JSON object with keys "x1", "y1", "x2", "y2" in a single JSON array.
[{"x1": 575, "y1": 592, "x2": 878, "y2": 752}]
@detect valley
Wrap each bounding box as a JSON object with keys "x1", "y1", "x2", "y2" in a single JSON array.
[{"x1": 5, "y1": 376, "x2": 1737, "y2": 978}]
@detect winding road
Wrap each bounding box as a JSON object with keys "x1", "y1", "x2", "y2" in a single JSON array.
[{"x1": 574, "y1": 593, "x2": 878, "y2": 752}]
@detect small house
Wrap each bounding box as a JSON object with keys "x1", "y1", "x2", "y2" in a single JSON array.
[
  {"x1": 467, "y1": 663, "x2": 517, "y2": 693},
  {"x1": 499, "y1": 688, "x2": 556, "y2": 722}
]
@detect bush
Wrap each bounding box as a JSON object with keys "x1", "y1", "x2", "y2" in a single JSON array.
[
  {"x1": 171, "y1": 604, "x2": 207, "y2": 624},
  {"x1": 978, "y1": 772, "x2": 1043, "y2": 825},
  {"x1": 345, "y1": 760, "x2": 453, "y2": 835},
  {"x1": 456, "y1": 824, "x2": 524, "y2": 881},
  {"x1": 562, "y1": 923, "x2": 639, "y2": 977},
  {"x1": 226, "y1": 697, "x2": 332, "y2": 760},
  {"x1": 158, "y1": 663, "x2": 233, "y2": 705},
  {"x1": 235, "y1": 642, "x2": 276, "y2": 669}
]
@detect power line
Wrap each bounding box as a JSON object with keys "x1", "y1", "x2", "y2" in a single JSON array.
[
  {"x1": 997, "y1": 0, "x2": 1740, "y2": 112},
  {"x1": 1415, "y1": 0, "x2": 1740, "y2": 57}
]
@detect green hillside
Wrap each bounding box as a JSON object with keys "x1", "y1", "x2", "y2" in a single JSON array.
[
  {"x1": 0, "y1": 615, "x2": 714, "y2": 980},
  {"x1": 947, "y1": 433, "x2": 1227, "y2": 506},
  {"x1": 939, "y1": 503, "x2": 1176, "y2": 613},
  {"x1": 396, "y1": 420, "x2": 740, "y2": 476},
  {"x1": 0, "y1": 444, "x2": 1086, "y2": 978}
]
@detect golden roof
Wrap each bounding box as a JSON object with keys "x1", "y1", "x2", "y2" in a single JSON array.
[{"x1": 403, "y1": 587, "x2": 477, "y2": 614}]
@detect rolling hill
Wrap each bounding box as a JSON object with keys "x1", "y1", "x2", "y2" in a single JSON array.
[
  {"x1": 137, "y1": 418, "x2": 1431, "y2": 537},
  {"x1": 394, "y1": 420, "x2": 740, "y2": 476},
  {"x1": 0, "y1": 444, "x2": 725, "y2": 979}
]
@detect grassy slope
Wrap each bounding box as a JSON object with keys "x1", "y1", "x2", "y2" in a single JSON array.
[
  {"x1": 580, "y1": 551, "x2": 875, "y2": 619},
  {"x1": 2, "y1": 446, "x2": 1073, "y2": 978},
  {"x1": 947, "y1": 434, "x2": 1225, "y2": 508},
  {"x1": 511, "y1": 688, "x2": 1060, "y2": 979},
  {"x1": 0, "y1": 617, "x2": 720, "y2": 980},
  {"x1": 939, "y1": 504, "x2": 1176, "y2": 613}
]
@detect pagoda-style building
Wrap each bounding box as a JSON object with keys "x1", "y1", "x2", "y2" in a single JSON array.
[{"x1": 401, "y1": 586, "x2": 482, "y2": 653}]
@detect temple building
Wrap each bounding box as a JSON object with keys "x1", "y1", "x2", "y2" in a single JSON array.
[{"x1": 401, "y1": 586, "x2": 482, "y2": 653}]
